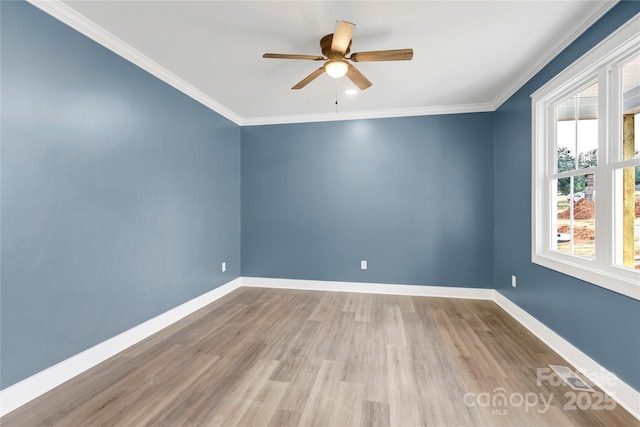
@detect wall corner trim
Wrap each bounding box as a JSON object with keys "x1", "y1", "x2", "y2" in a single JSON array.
[
  {"x1": 493, "y1": 290, "x2": 640, "y2": 420},
  {"x1": 0, "y1": 277, "x2": 242, "y2": 417}
]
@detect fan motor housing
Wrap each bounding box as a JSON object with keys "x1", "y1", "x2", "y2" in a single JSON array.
[{"x1": 321, "y1": 34, "x2": 351, "y2": 57}]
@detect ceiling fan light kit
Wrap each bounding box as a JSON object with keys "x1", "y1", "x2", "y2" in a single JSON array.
[
  {"x1": 324, "y1": 59, "x2": 349, "y2": 78},
  {"x1": 263, "y1": 20, "x2": 413, "y2": 91}
]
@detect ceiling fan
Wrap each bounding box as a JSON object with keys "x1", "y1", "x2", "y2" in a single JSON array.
[{"x1": 263, "y1": 21, "x2": 413, "y2": 91}]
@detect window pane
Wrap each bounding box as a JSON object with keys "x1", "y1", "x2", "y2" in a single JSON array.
[
  {"x1": 622, "y1": 56, "x2": 639, "y2": 160},
  {"x1": 556, "y1": 142, "x2": 575, "y2": 173},
  {"x1": 577, "y1": 84, "x2": 598, "y2": 168},
  {"x1": 556, "y1": 174, "x2": 595, "y2": 259},
  {"x1": 557, "y1": 99, "x2": 576, "y2": 173},
  {"x1": 616, "y1": 166, "x2": 640, "y2": 269},
  {"x1": 556, "y1": 83, "x2": 598, "y2": 172}
]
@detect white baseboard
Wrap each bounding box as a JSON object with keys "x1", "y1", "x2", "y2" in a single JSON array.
[
  {"x1": 493, "y1": 291, "x2": 640, "y2": 420},
  {"x1": 0, "y1": 277, "x2": 242, "y2": 417},
  {"x1": 240, "y1": 276, "x2": 495, "y2": 300},
  {"x1": 2, "y1": 277, "x2": 637, "y2": 422}
]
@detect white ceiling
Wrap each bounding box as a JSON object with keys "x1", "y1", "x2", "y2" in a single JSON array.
[{"x1": 35, "y1": 1, "x2": 617, "y2": 125}]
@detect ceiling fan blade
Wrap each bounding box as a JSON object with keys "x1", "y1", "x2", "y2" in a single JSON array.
[
  {"x1": 350, "y1": 49, "x2": 414, "y2": 62},
  {"x1": 346, "y1": 64, "x2": 372, "y2": 90},
  {"x1": 263, "y1": 53, "x2": 325, "y2": 61},
  {"x1": 331, "y1": 21, "x2": 355, "y2": 54},
  {"x1": 292, "y1": 67, "x2": 326, "y2": 90}
]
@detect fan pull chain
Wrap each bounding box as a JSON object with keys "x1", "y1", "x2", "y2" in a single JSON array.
[{"x1": 335, "y1": 79, "x2": 339, "y2": 113}]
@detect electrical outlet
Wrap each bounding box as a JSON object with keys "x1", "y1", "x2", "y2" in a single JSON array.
[
  {"x1": 361, "y1": 260, "x2": 367, "y2": 270},
  {"x1": 222, "y1": 262, "x2": 226, "y2": 273},
  {"x1": 512, "y1": 275, "x2": 517, "y2": 288}
]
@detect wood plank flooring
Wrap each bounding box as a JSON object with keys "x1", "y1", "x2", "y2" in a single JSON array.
[{"x1": 2, "y1": 287, "x2": 637, "y2": 426}]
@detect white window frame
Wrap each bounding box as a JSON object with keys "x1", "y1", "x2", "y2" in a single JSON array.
[{"x1": 532, "y1": 13, "x2": 640, "y2": 301}]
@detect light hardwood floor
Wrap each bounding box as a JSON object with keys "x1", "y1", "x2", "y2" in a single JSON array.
[{"x1": 2, "y1": 287, "x2": 637, "y2": 426}]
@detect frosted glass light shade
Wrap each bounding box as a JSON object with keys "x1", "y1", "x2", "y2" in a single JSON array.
[{"x1": 325, "y1": 60, "x2": 348, "y2": 78}]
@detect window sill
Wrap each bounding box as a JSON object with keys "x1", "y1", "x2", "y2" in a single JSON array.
[{"x1": 532, "y1": 252, "x2": 640, "y2": 300}]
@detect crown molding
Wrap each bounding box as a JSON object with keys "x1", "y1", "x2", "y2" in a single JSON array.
[
  {"x1": 26, "y1": 0, "x2": 244, "y2": 126},
  {"x1": 240, "y1": 102, "x2": 495, "y2": 126},
  {"x1": 27, "y1": 0, "x2": 620, "y2": 126},
  {"x1": 490, "y1": 0, "x2": 618, "y2": 110}
]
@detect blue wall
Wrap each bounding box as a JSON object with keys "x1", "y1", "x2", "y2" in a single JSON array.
[
  {"x1": 1, "y1": 2, "x2": 241, "y2": 388},
  {"x1": 242, "y1": 115, "x2": 494, "y2": 287},
  {"x1": 493, "y1": 1, "x2": 640, "y2": 391}
]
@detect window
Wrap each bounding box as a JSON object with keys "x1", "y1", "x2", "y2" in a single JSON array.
[{"x1": 532, "y1": 14, "x2": 640, "y2": 300}]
